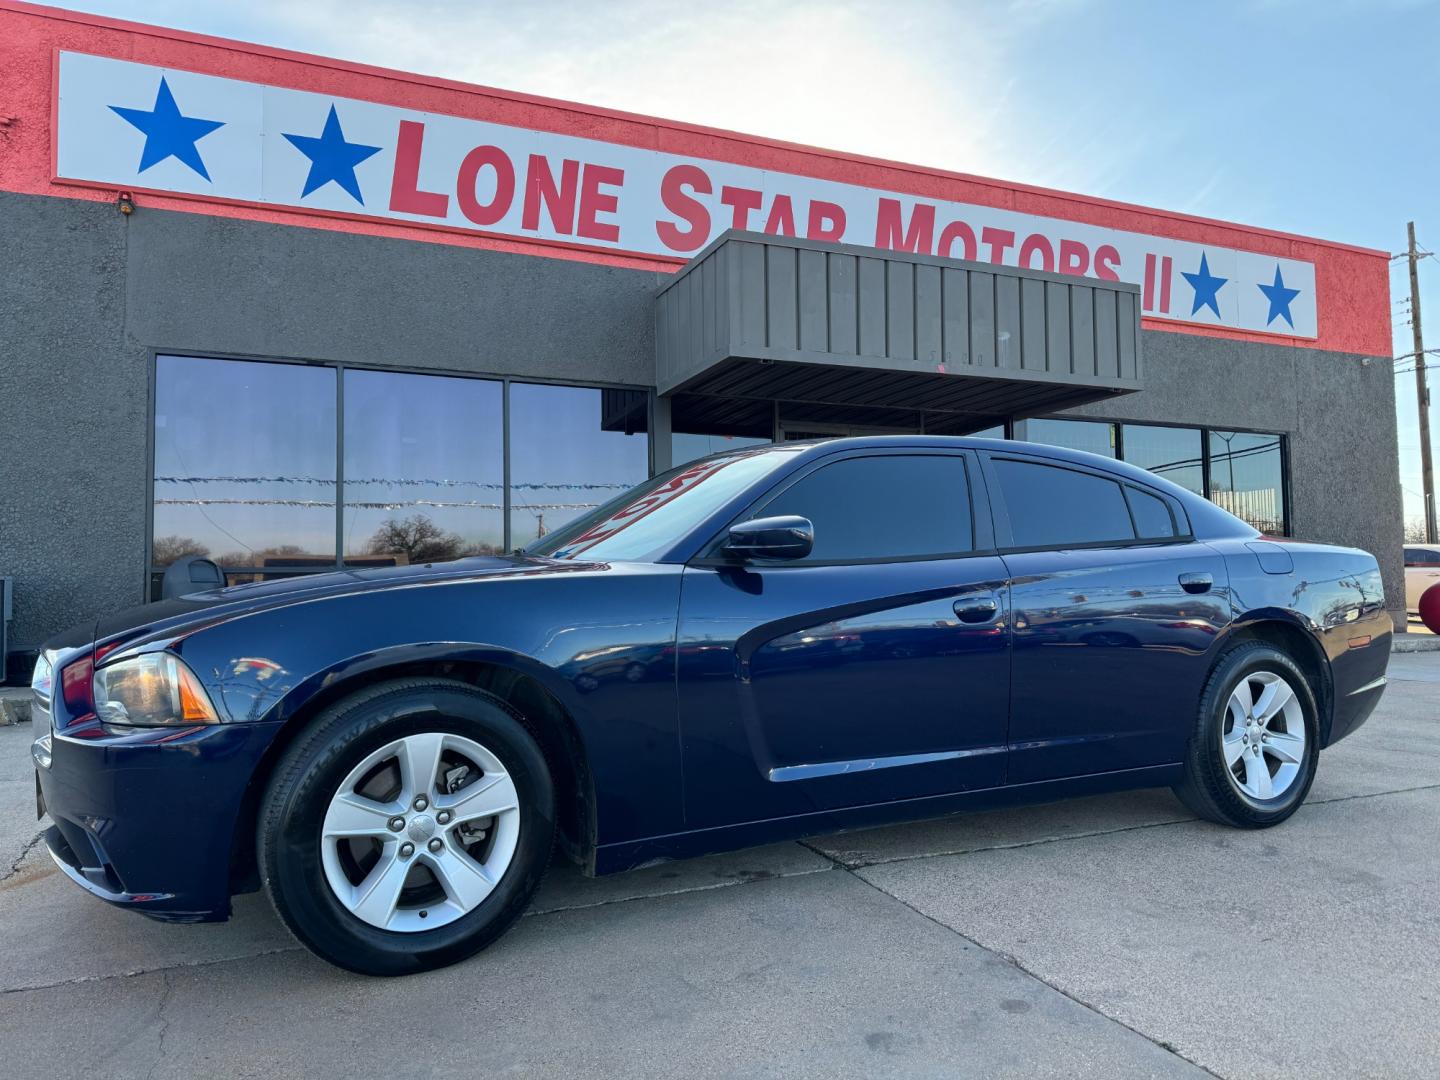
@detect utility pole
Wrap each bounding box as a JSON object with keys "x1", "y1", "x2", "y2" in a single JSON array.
[{"x1": 1408, "y1": 221, "x2": 1438, "y2": 544}]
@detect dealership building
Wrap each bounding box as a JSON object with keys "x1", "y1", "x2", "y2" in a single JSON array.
[{"x1": 0, "y1": 1, "x2": 1407, "y2": 675}]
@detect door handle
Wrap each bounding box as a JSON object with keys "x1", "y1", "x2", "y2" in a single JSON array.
[
  {"x1": 1179, "y1": 572, "x2": 1213, "y2": 594},
  {"x1": 953, "y1": 596, "x2": 1000, "y2": 623}
]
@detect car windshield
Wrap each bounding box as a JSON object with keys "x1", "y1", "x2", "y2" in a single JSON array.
[{"x1": 525, "y1": 447, "x2": 799, "y2": 562}]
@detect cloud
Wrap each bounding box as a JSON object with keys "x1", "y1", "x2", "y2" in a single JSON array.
[{"x1": 56, "y1": 0, "x2": 1079, "y2": 185}]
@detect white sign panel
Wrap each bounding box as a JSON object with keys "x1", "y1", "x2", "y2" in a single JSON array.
[{"x1": 56, "y1": 52, "x2": 1317, "y2": 338}]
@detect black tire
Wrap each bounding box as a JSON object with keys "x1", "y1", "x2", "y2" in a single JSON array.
[
  {"x1": 1173, "y1": 641, "x2": 1320, "y2": 828},
  {"x1": 258, "y1": 678, "x2": 555, "y2": 976}
]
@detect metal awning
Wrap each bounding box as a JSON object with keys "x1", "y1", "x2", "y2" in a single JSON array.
[{"x1": 655, "y1": 231, "x2": 1143, "y2": 436}]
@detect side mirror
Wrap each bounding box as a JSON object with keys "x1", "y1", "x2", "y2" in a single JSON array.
[{"x1": 723, "y1": 516, "x2": 814, "y2": 561}]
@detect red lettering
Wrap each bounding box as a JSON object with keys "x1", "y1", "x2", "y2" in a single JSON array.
[
  {"x1": 1143, "y1": 253, "x2": 1156, "y2": 309},
  {"x1": 577, "y1": 164, "x2": 624, "y2": 242},
  {"x1": 875, "y1": 198, "x2": 935, "y2": 253},
  {"x1": 1159, "y1": 255, "x2": 1173, "y2": 312},
  {"x1": 806, "y1": 200, "x2": 845, "y2": 242},
  {"x1": 656, "y1": 164, "x2": 712, "y2": 252},
  {"x1": 521, "y1": 155, "x2": 580, "y2": 234},
  {"x1": 388, "y1": 121, "x2": 449, "y2": 217},
  {"x1": 455, "y1": 145, "x2": 515, "y2": 227},
  {"x1": 937, "y1": 220, "x2": 977, "y2": 261},
  {"x1": 1019, "y1": 233, "x2": 1055, "y2": 272},
  {"x1": 720, "y1": 186, "x2": 764, "y2": 230},
  {"x1": 981, "y1": 227, "x2": 1015, "y2": 264},
  {"x1": 763, "y1": 194, "x2": 797, "y2": 237},
  {"x1": 1095, "y1": 245, "x2": 1121, "y2": 281},
  {"x1": 1058, "y1": 239, "x2": 1090, "y2": 277}
]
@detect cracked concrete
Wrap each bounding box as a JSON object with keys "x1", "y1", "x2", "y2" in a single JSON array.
[{"x1": 0, "y1": 654, "x2": 1435, "y2": 1079}]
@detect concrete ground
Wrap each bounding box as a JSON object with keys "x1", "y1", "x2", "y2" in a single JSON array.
[{"x1": 1, "y1": 653, "x2": 1436, "y2": 1080}]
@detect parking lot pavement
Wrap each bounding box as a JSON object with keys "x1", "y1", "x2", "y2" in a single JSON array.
[{"x1": 1, "y1": 651, "x2": 1435, "y2": 1079}]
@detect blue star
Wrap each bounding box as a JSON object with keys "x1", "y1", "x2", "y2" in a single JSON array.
[
  {"x1": 282, "y1": 105, "x2": 381, "y2": 204},
  {"x1": 110, "y1": 76, "x2": 225, "y2": 181},
  {"x1": 1181, "y1": 252, "x2": 1228, "y2": 318},
  {"x1": 1256, "y1": 265, "x2": 1301, "y2": 328}
]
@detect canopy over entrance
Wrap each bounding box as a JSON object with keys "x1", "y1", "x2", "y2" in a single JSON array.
[{"x1": 654, "y1": 232, "x2": 1143, "y2": 450}]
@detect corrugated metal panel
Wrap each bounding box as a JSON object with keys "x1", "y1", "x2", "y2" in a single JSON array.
[{"x1": 655, "y1": 231, "x2": 1143, "y2": 416}]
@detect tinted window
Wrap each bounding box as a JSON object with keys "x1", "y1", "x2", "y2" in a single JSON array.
[
  {"x1": 1019, "y1": 418, "x2": 1116, "y2": 458},
  {"x1": 994, "y1": 459, "x2": 1135, "y2": 548},
  {"x1": 672, "y1": 432, "x2": 771, "y2": 466},
  {"x1": 1407, "y1": 548, "x2": 1440, "y2": 565},
  {"x1": 343, "y1": 369, "x2": 504, "y2": 566},
  {"x1": 1122, "y1": 424, "x2": 1203, "y2": 495},
  {"x1": 508, "y1": 383, "x2": 649, "y2": 548},
  {"x1": 153, "y1": 356, "x2": 337, "y2": 586},
  {"x1": 1209, "y1": 430, "x2": 1284, "y2": 534},
  {"x1": 1125, "y1": 486, "x2": 1178, "y2": 538},
  {"x1": 757, "y1": 455, "x2": 973, "y2": 561}
]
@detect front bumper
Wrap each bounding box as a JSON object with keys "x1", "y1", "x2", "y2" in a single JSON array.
[{"x1": 34, "y1": 718, "x2": 284, "y2": 921}]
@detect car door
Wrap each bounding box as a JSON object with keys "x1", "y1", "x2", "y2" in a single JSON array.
[
  {"x1": 675, "y1": 448, "x2": 1012, "y2": 830},
  {"x1": 1405, "y1": 548, "x2": 1440, "y2": 611},
  {"x1": 981, "y1": 450, "x2": 1231, "y2": 784}
]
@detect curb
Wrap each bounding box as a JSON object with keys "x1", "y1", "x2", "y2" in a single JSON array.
[
  {"x1": 1393, "y1": 634, "x2": 1440, "y2": 653},
  {"x1": 0, "y1": 689, "x2": 31, "y2": 726}
]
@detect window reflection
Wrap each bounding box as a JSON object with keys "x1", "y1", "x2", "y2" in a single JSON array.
[
  {"x1": 1122, "y1": 424, "x2": 1204, "y2": 495},
  {"x1": 152, "y1": 357, "x2": 336, "y2": 584},
  {"x1": 1209, "y1": 430, "x2": 1285, "y2": 534},
  {"x1": 508, "y1": 384, "x2": 649, "y2": 547},
  {"x1": 965, "y1": 424, "x2": 1005, "y2": 440},
  {"x1": 343, "y1": 370, "x2": 504, "y2": 566},
  {"x1": 672, "y1": 432, "x2": 770, "y2": 466},
  {"x1": 1016, "y1": 418, "x2": 1116, "y2": 458}
]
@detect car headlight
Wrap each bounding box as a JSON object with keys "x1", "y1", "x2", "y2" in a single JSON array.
[
  {"x1": 92, "y1": 653, "x2": 221, "y2": 726},
  {"x1": 30, "y1": 650, "x2": 54, "y2": 701}
]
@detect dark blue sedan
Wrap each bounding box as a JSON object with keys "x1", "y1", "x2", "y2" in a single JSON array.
[{"x1": 31, "y1": 437, "x2": 1390, "y2": 974}]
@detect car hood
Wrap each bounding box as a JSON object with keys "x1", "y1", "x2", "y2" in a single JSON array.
[{"x1": 83, "y1": 555, "x2": 600, "y2": 652}]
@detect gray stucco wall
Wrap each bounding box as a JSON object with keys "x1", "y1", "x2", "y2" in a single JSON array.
[
  {"x1": 0, "y1": 187, "x2": 1406, "y2": 661},
  {"x1": 1, "y1": 191, "x2": 144, "y2": 658}
]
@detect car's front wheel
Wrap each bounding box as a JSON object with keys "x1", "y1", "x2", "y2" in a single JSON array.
[
  {"x1": 1173, "y1": 641, "x2": 1320, "y2": 828},
  {"x1": 258, "y1": 678, "x2": 555, "y2": 975}
]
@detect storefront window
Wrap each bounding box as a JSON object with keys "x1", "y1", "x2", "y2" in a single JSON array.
[
  {"x1": 507, "y1": 383, "x2": 650, "y2": 548},
  {"x1": 965, "y1": 424, "x2": 1006, "y2": 440},
  {"x1": 1016, "y1": 418, "x2": 1116, "y2": 457},
  {"x1": 1006, "y1": 416, "x2": 1287, "y2": 534},
  {"x1": 343, "y1": 370, "x2": 504, "y2": 566},
  {"x1": 152, "y1": 357, "x2": 653, "y2": 594},
  {"x1": 1121, "y1": 424, "x2": 1204, "y2": 495},
  {"x1": 1208, "y1": 430, "x2": 1286, "y2": 535},
  {"x1": 672, "y1": 432, "x2": 770, "y2": 466},
  {"x1": 152, "y1": 356, "x2": 336, "y2": 586}
]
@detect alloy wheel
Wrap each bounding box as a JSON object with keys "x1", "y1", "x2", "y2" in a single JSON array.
[
  {"x1": 319, "y1": 732, "x2": 521, "y2": 932},
  {"x1": 1221, "y1": 670, "x2": 1307, "y2": 802}
]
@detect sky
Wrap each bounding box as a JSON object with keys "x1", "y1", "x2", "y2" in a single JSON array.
[{"x1": 46, "y1": 0, "x2": 1440, "y2": 532}]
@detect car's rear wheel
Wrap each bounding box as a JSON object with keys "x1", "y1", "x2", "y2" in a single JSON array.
[
  {"x1": 258, "y1": 678, "x2": 554, "y2": 975},
  {"x1": 1173, "y1": 641, "x2": 1320, "y2": 828}
]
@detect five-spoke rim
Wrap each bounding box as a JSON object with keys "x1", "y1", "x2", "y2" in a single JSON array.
[
  {"x1": 320, "y1": 732, "x2": 521, "y2": 932},
  {"x1": 1221, "y1": 670, "x2": 1306, "y2": 803}
]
